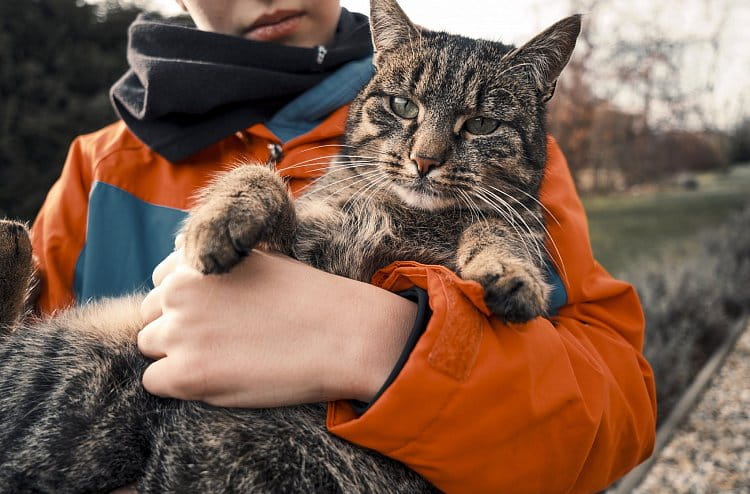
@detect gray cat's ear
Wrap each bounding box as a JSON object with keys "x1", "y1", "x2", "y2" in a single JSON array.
[
  {"x1": 369, "y1": 0, "x2": 420, "y2": 56},
  {"x1": 502, "y1": 15, "x2": 582, "y2": 101}
]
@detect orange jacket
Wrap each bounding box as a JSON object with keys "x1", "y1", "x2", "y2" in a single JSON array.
[{"x1": 32, "y1": 108, "x2": 656, "y2": 492}]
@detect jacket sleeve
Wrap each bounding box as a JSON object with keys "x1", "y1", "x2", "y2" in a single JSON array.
[
  {"x1": 326, "y1": 137, "x2": 657, "y2": 494},
  {"x1": 31, "y1": 136, "x2": 93, "y2": 313}
]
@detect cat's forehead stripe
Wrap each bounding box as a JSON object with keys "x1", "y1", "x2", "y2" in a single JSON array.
[{"x1": 378, "y1": 33, "x2": 522, "y2": 117}]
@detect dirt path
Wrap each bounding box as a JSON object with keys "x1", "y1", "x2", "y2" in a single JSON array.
[{"x1": 635, "y1": 323, "x2": 750, "y2": 493}]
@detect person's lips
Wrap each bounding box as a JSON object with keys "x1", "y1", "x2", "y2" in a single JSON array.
[{"x1": 244, "y1": 10, "x2": 305, "y2": 42}]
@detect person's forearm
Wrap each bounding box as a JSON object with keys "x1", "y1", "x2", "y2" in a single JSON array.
[{"x1": 323, "y1": 279, "x2": 418, "y2": 403}]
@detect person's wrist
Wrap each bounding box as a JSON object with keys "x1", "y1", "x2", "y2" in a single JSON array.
[{"x1": 319, "y1": 276, "x2": 417, "y2": 403}]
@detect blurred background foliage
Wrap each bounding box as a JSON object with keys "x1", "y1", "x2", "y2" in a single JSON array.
[
  {"x1": 0, "y1": 0, "x2": 140, "y2": 221},
  {"x1": 546, "y1": 0, "x2": 747, "y2": 190}
]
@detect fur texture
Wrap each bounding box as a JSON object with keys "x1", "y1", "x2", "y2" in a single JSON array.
[
  {"x1": 0, "y1": 220, "x2": 34, "y2": 329},
  {"x1": 0, "y1": 0, "x2": 580, "y2": 491}
]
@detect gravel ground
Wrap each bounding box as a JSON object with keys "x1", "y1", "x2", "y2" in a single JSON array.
[{"x1": 635, "y1": 324, "x2": 750, "y2": 494}]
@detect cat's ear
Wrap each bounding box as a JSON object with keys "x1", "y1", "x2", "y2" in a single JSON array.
[
  {"x1": 502, "y1": 15, "x2": 582, "y2": 102},
  {"x1": 369, "y1": 0, "x2": 421, "y2": 58}
]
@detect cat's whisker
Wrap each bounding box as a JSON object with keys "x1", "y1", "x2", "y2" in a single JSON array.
[
  {"x1": 279, "y1": 153, "x2": 346, "y2": 169},
  {"x1": 475, "y1": 190, "x2": 537, "y2": 262},
  {"x1": 502, "y1": 148, "x2": 563, "y2": 229},
  {"x1": 453, "y1": 189, "x2": 472, "y2": 223},
  {"x1": 296, "y1": 164, "x2": 383, "y2": 194},
  {"x1": 342, "y1": 173, "x2": 387, "y2": 214},
  {"x1": 294, "y1": 160, "x2": 381, "y2": 179},
  {"x1": 507, "y1": 183, "x2": 562, "y2": 227},
  {"x1": 482, "y1": 185, "x2": 548, "y2": 248},
  {"x1": 346, "y1": 142, "x2": 407, "y2": 161},
  {"x1": 466, "y1": 190, "x2": 491, "y2": 227},
  {"x1": 478, "y1": 187, "x2": 546, "y2": 268},
  {"x1": 290, "y1": 147, "x2": 390, "y2": 164},
  {"x1": 293, "y1": 161, "x2": 380, "y2": 176},
  {"x1": 328, "y1": 174, "x2": 389, "y2": 206},
  {"x1": 457, "y1": 189, "x2": 482, "y2": 225},
  {"x1": 281, "y1": 154, "x2": 380, "y2": 171},
  {"x1": 341, "y1": 179, "x2": 381, "y2": 214},
  {"x1": 462, "y1": 188, "x2": 489, "y2": 226},
  {"x1": 284, "y1": 144, "x2": 350, "y2": 157},
  {"x1": 306, "y1": 168, "x2": 384, "y2": 198},
  {"x1": 465, "y1": 191, "x2": 483, "y2": 225},
  {"x1": 472, "y1": 189, "x2": 536, "y2": 264},
  {"x1": 490, "y1": 192, "x2": 549, "y2": 266},
  {"x1": 485, "y1": 184, "x2": 568, "y2": 283},
  {"x1": 346, "y1": 172, "x2": 382, "y2": 204},
  {"x1": 300, "y1": 170, "x2": 372, "y2": 197},
  {"x1": 324, "y1": 160, "x2": 384, "y2": 172},
  {"x1": 282, "y1": 144, "x2": 390, "y2": 163},
  {"x1": 289, "y1": 161, "x2": 378, "y2": 175},
  {"x1": 360, "y1": 174, "x2": 392, "y2": 214}
]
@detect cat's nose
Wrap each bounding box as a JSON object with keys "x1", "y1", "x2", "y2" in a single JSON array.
[{"x1": 413, "y1": 154, "x2": 441, "y2": 177}]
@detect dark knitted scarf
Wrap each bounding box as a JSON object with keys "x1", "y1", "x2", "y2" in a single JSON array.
[{"x1": 110, "y1": 9, "x2": 372, "y2": 162}]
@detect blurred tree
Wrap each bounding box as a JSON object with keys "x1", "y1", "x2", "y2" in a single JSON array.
[
  {"x1": 0, "y1": 0, "x2": 140, "y2": 222},
  {"x1": 729, "y1": 118, "x2": 750, "y2": 164},
  {"x1": 547, "y1": 0, "x2": 739, "y2": 192}
]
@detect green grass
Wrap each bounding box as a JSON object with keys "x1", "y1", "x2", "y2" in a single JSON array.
[{"x1": 582, "y1": 163, "x2": 750, "y2": 275}]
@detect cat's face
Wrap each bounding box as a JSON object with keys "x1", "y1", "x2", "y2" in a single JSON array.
[{"x1": 344, "y1": 0, "x2": 580, "y2": 210}]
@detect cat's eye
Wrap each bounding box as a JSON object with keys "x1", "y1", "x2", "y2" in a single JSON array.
[
  {"x1": 464, "y1": 117, "x2": 500, "y2": 135},
  {"x1": 389, "y1": 96, "x2": 419, "y2": 119}
]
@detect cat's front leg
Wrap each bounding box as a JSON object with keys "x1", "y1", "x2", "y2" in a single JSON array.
[
  {"x1": 457, "y1": 221, "x2": 550, "y2": 323},
  {"x1": 182, "y1": 164, "x2": 296, "y2": 274}
]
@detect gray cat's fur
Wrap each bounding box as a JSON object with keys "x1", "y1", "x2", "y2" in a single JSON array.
[{"x1": 0, "y1": 1, "x2": 580, "y2": 491}]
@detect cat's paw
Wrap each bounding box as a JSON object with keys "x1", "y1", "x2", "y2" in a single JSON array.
[
  {"x1": 476, "y1": 264, "x2": 550, "y2": 323},
  {"x1": 0, "y1": 220, "x2": 32, "y2": 268},
  {"x1": 0, "y1": 220, "x2": 34, "y2": 328},
  {"x1": 182, "y1": 207, "x2": 267, "y2": 275},
  {"x1": 181, "y1": 165, "x2": 293, "y2": 275}
]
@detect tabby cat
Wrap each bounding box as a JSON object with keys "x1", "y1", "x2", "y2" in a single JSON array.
[{"x1": 0, "y1": 0, "x2": 580, "y2": 491}]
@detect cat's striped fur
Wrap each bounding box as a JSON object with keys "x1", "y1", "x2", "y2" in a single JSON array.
[{"x1": 0, "y1": 0, "x2": 580, "y2": 490}]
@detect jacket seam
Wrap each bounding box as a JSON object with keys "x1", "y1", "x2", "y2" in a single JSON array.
[{"x1": 90, "y1": 142, "x2": 148, "y2": 176}]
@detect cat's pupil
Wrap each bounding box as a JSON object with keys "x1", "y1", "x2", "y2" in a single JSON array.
[
  {"x1": 389, "y1": 96, "x2": 419, "y2": 119},
  {"x1": 464, "y1": 117, "x2": 500, "y2": 135}
]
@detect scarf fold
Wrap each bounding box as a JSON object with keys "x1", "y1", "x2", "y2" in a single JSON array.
[{"x1": 110, "y1": 9, "x2": 372, "y2": 162}]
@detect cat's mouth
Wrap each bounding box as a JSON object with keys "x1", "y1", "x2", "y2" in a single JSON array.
[{"x1": 391, "y1": 178, "x2": 455, "y2": 210}]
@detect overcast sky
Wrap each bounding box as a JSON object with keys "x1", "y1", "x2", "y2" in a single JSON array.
[{"x1": 110, "y1": 0, "x2": 749, "y2": 129}]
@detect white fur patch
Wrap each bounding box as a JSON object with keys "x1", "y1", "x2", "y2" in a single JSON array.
[{"x1": 392, "y1": 185, "x2": 457, "y2": 210}]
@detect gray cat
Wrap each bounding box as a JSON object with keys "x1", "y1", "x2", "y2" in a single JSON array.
[{"x1": 0, "y1": 0, "x2": 580, "y2": 491}]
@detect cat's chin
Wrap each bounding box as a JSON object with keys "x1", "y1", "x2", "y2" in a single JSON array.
[{"x1": 392, "y1": 184, "x2": 456, "y2": 210}]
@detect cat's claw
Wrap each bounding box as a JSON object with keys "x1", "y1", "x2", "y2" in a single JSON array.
[
  {"x1": 479, "y1": 267, "x2": 549, "y2": 324},
  {"x1": 182, "y1": 213, "x2": 266, "y2": 275}
]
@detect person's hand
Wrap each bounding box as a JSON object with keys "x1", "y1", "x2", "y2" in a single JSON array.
[{"x1": 138, "y1": 248, "x2": 417, "y2": 407}]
